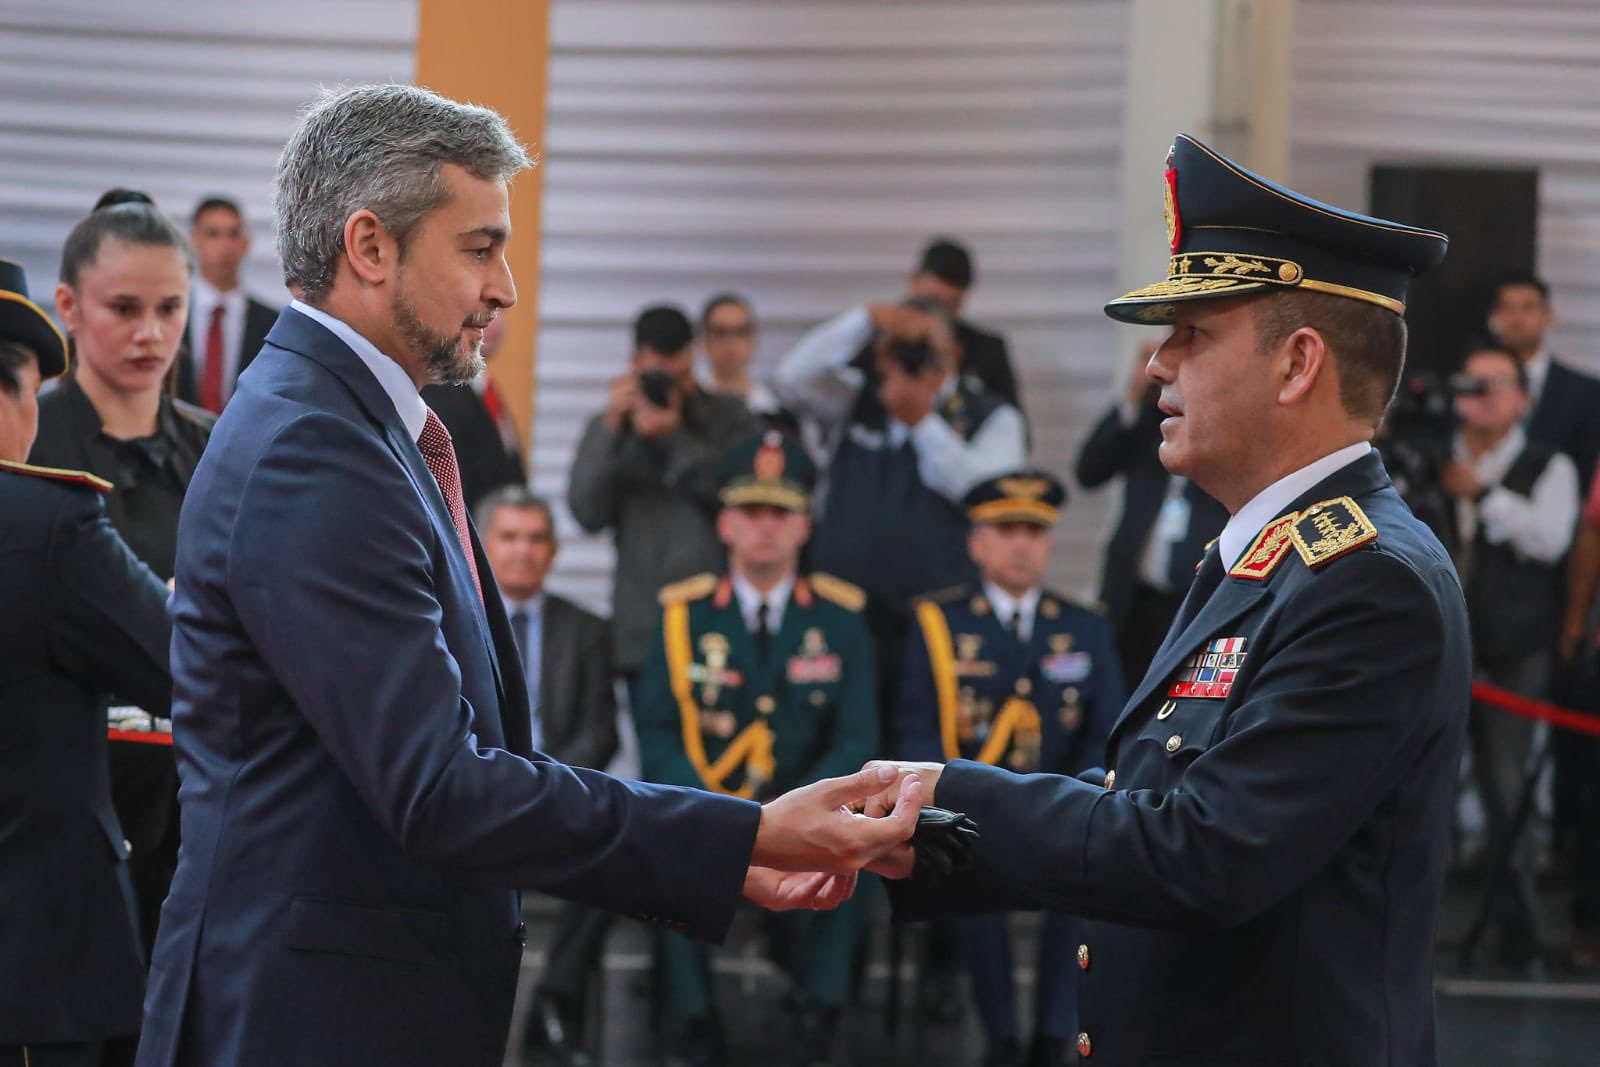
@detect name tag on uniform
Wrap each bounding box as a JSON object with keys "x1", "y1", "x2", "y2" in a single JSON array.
[
  {"x1": 1041, "y1": 651, "x2": 1092, "y2": 684},
  {"x1": 788, "y1": 654, "x2": 841, "y2": 684},
  {"x1": 1167, "y1": 637, "x2": 1246, "y2": 698}
]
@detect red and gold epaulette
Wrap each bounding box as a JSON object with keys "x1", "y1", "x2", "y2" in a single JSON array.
[
  {"x1": 1228, "y1": 512, "x2": 1297, "y2": 581},
  {"x1": 0, "y1": 458, "x2": 112, "y2": 493}
]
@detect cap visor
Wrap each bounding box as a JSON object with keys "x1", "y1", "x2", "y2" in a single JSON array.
[{"x1": 1103, "y1": 276, "x2": 1271, "y2": 325}]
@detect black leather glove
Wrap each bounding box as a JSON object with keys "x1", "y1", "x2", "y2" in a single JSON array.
[{"x1": 911, "y1": 806, "x2": 980, "y2": 877}]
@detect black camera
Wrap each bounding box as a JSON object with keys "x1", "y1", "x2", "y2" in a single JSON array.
[
  {"x1": 1377, "y1": 371, "x2": 1482, "y2": 549},
  {"x1": 889, "y1": 339, "x2": 937, "y2": 376},
  {"x1": 637, "y1": 369, "x2": 677, "y2": 408}
]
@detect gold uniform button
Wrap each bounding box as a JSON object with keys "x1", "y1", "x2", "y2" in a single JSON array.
[
  {"x1": 1156, "y1": 699, "x2": 1175, "y2": 720},
  {"x1": 1077, "y1": 1032, "x2": 1092, "y2": 1057},
  {"x1": 810, "y1": 691, "x2": 826, "y2": 706},
  {"x1": 1103, "y1": 769, "x2": 1116, "y2": 790},
  {"x1": 756, "y1": 696, "x2": 776, "y2": 715},
  {"x1": 1015, "y1": 678, "x2": 1032, "y2": 697},
  {"x1": 1076, "y1": 943, "x2": 1089, "y2": 970},
  {"x1": 1165, "y1": 734, "x2": 1182, "y2": 753}
]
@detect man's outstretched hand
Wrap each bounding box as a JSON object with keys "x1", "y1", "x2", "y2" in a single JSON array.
[
  {"x1": 859, "y1": 760, "x2": 947, "y2": 879},
  {"x1": 743, "y1": 867, "x2": 858, "y2": 912},
  {"x1": 748, "y1": 763, "x2": 922, "y2": 878}
]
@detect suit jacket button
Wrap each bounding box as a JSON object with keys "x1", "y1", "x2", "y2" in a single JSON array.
[
  {"x1": 1103, "y1": 770, "x2": 1115, "y2": 790},
  {"x1": 1077, "y1": 1032, "x2": 1092, "y2": 1057},
  {"x1": 1165, "y1": 734, "x2": 1182, "y2": 753},
  {"x1": 1077, "y1": 943, "x2": 1090, "y2": 970}
]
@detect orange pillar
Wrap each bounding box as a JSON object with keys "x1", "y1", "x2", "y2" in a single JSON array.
[{"x1": 415, "y1": 0, "x2": 551, "y2": 457}]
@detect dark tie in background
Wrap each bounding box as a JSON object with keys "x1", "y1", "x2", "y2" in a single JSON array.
[
  {"x1": 1169, "y1": 547, "x2": 1225, "y2": 640},
  {"x1": 418, "y1": 408, "x2": 484, "y2": 601},
  {"x1": 200, "y1": 304, "x2": 226, "y2": 414},
  {"x1": 510, "y1": 610, "x2": 530, "y2": 663},
  {"x1": 1008, "y1": 609, "x2": 1023, "y2": 641},
  {"x1": 755, "y1": 601, "x2": 772, "y2": 661}
]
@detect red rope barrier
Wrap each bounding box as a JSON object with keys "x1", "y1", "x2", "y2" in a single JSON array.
[
  {"x1": 1471, "y1": 680, "x2": 1600, "y2": 738},
  {"x1": 107, "y1": 728, "x2": 173, "y2": 746}
]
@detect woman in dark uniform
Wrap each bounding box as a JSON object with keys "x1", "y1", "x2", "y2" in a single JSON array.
[
  {"x1": 0, "y1": 260, "x2": 172, "y2": 1067},
  {"x1": 28, "y1": 197, "x2": 209, "y2": 962}
]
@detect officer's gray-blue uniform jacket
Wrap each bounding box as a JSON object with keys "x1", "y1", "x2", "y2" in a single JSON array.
[
  {"x1": 893, "y1": 450, "x2": 1471, "y2": 1066},
  {"x1": 892, "y1": 587, "x2": 1123, "y2": 779}
]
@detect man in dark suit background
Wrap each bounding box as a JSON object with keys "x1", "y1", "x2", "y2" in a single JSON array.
[
  {"x1": 136, "y1": 83, "x2": 920, "y2": 1067},
  {"x1": 1076, "y1": 341, "x2": 1229, "y2": 683},
  {"x1": 476, "y1": 486, "x2": 620, "y2": 1065},
  {"x1": 423, "y1": 313, "x2": 527, "y2": 510},
  {"x1": 1488, "y1": 270, "x2": 1600, "y2": 490},
  {"x1": 174, "y1": 196, "x2": 278, "y2": 413}
]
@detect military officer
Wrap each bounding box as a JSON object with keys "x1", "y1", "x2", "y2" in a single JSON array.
[
  {"x1": 635, "y1": 431, "x2": 878, "y2": 1067},
  {"x1": 0, "y1": 260, "x2": 173, "y2": 1067},
  {"x1": 872, "y1": 134, "x2": 1470, "y2": 1067},
  {"x1": 894, "y1": 469, "x2": 1124, "y2": 1067}
]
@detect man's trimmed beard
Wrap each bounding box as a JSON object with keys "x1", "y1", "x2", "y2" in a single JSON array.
[{"x1": 392, "y1": 287, "x2": 485, "y2": 386}]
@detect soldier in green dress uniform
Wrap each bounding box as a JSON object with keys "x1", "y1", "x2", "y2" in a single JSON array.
[{"x1": 636, "y1": 430, "x2": 878, "y2": 1067}]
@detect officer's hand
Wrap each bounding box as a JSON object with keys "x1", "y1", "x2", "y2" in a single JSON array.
[
  {"x1": 743, "y1": 866, "x2": 858, "y2": 912},
  {"x1": 750, "y1": 764, "x2": 922, "y2": 875},
  {"x1": 857, "y1": 760, "x2": 946, "y2": 880}
]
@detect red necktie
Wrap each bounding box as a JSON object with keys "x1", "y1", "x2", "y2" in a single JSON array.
[
  {"x1": 199, "y1": 304, "x2": 226, "y2": 413},
  {"x1": 482, "y1": 378, "x2": 519, "y2": 454},
  {"x1": 418, "y1": 408, "x2": 484, "y2": 601}
]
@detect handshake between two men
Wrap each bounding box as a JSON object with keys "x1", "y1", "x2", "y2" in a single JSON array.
[{"x1": 741, "y1": 760, "x2": 960, "y2": 912}]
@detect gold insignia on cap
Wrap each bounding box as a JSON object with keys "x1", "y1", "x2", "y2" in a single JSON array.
[
  {"x1": 997, "y1": 475, "x2": 1050, "y2": 500},
  {"x1": 754, "y1": 433, "x2": 786, "y2": 482},
  {"x1": 1290, "y1": 496, "x2": 1379, "y2": 569}
]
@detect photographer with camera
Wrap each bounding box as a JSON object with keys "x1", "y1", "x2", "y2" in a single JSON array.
[
  {"x1": 568, "y1": 304, "x2": 757, "y2": 702},
  {"x1": 1442, "y1": 341, "x2": 1579, "y2": 966},
  {"x1": 776, "y1": 298, "x2": 1026, "y2": 681}
]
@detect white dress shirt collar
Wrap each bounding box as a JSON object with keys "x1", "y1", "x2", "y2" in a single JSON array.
[
  {"x1": 290, "y1": 299, "x2": 428, "y2": 442},
  {"x1": 731, "y1": 571, "x2": 795, "y2": 635},
  {"x1": 1523, "y1": 348, "x2": 1551, "y2": 405},
  {"x1": 191, "y1": 273, "x2": 243, "y2": 312},
  {"x1": 501, "y1": 592, "x2": 546, "y2": 619},
  {"x1": 1218, "y1": 442, "x2": 1373, "y2": 569},
  {"x1": 982, "y1": 582, "x2": 1042, "y2": 643}
]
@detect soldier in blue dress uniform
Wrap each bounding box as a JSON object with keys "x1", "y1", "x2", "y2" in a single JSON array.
[{"x1": 893, "y1": 470, "x2": 1124, "y2": 1066}]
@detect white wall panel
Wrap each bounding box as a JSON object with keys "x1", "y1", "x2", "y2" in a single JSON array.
[
  {"x1": 1291, "y1": 0, "x2": 1600, "y2": 369},
  {"x1": 0, "y1": 0, "x2": 417, "y2": 317},
  {"x1": 533, "y1": 0, "x2": 1131, "y2": 615}
]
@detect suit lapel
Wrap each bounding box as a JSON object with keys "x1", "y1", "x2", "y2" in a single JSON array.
[{"x1": 269, "y1": 308, "x2": 517, "y2": 748}]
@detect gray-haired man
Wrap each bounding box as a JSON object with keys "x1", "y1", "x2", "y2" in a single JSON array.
[{"x1": 136, "y1": 84, "x2": 922, "y2": 1067}]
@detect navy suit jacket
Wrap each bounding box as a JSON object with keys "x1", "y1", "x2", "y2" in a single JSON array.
[
  {"x1": 137, "y1": 308, "x2": 761, "y2": 1067},
  {"x1": 1529, "y1": 357, "x2": 1600, "y2": 491},
  {"x1": 894, "y1": 452, "x2": 1471, "y2": 1066}
]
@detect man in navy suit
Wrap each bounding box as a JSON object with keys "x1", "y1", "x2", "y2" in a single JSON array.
[
  {"x1": 135, "y1": 84, "x2": 920, "y2": 1067},
  {"x1": 869, "y1": 135, "x2": 1471, "y2": 1066},
  {"x1": 1487, "y1": 270, "x2": 1600, "y2": 490}
]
